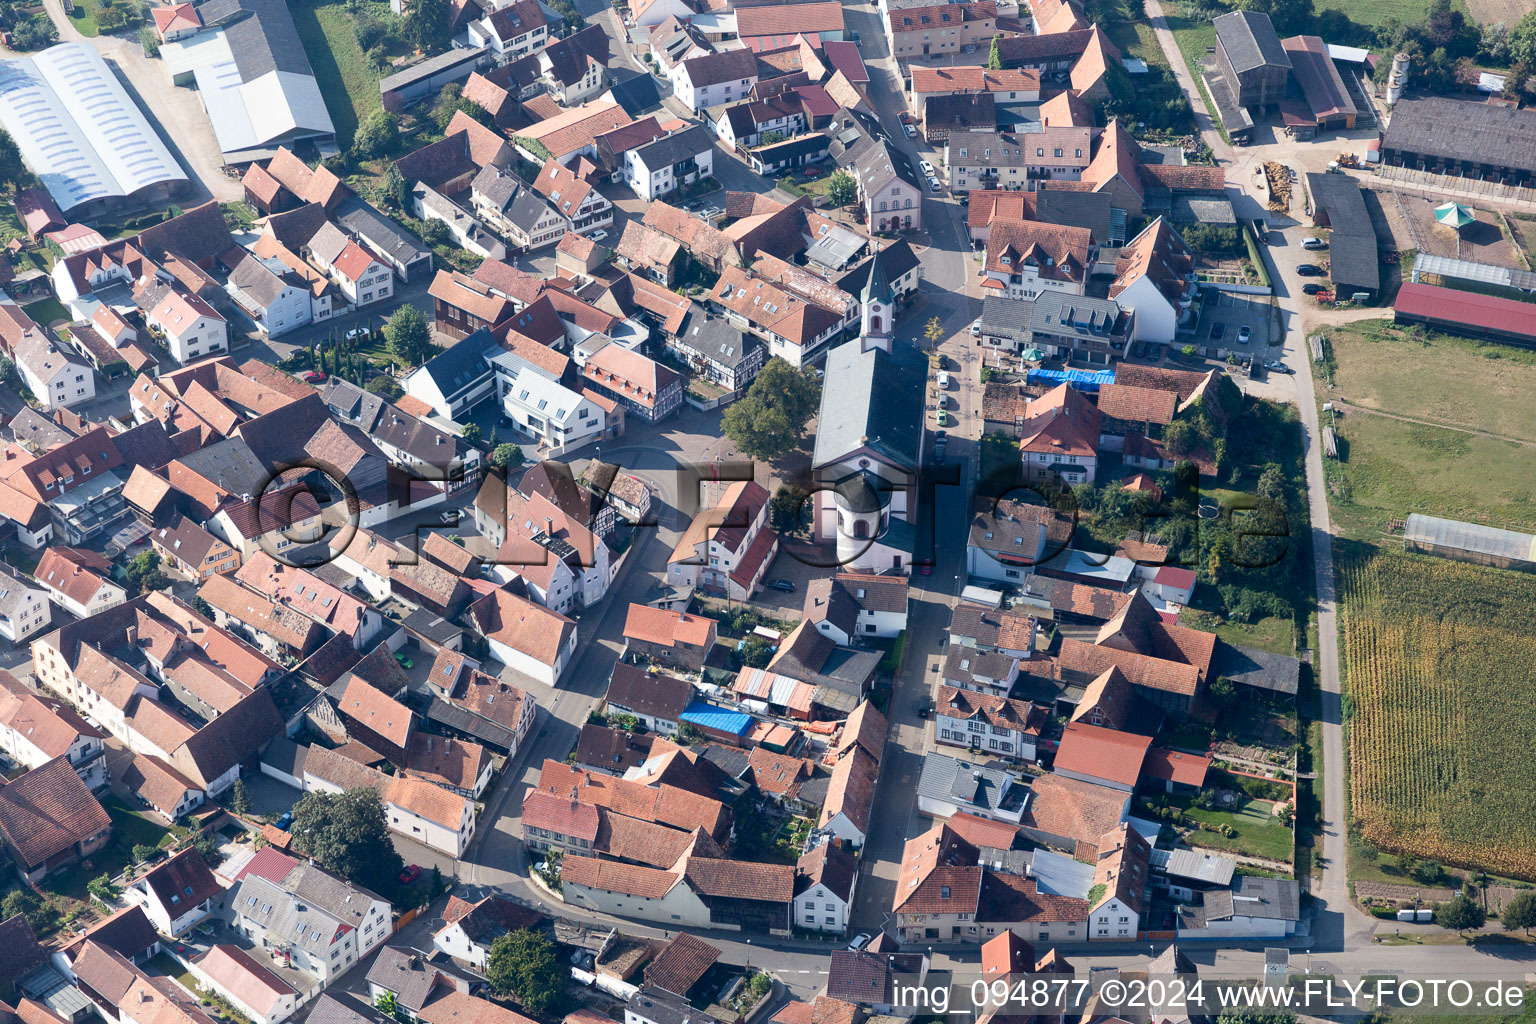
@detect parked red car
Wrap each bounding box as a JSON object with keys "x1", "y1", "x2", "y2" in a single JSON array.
[
  {"x1": 399, "y1": 864, "x2": 421, "y2": 884},
  {"x1": 302, "y1": 370, "x2": 327, "y2": 384}
]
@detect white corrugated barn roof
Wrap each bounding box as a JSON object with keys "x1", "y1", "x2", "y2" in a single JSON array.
[{"x1": 0, "y1": 43, "x2": 186, "y2": 212}]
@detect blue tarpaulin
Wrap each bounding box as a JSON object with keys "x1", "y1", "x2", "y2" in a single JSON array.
[
  {"x1": 680, "y1": 701, "x2": 753, "y2": 737},
  {"x1": 1027, "y1": 368, "x2": 1116, "y2": 391}
]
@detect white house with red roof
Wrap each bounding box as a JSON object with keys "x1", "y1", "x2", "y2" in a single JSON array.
[
  {"x1": 143, "y1": 285, "x2": 227, "y2": 364},
  {"x1": 667, "y1": 480, "x2": 779, "y2": 602},
  {"x1": 1018, "y1": 383, "x2": 1100, "y2": 486},
  {"x1": 190, "y1": 945, "x2": 299, "y2": 1024},
  {"x1": 329, "y1": 241, "x2": 395, "y2": 307},
  {"x1": 1109, "y1": 218, "x2": 1197, "y2": 343},
  {"x1": 151, "y1": 2, "x2": 201, "y2": 41}
]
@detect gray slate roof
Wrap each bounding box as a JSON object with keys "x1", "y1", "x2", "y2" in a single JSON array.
[
  {"x1": 631, "y1": 125, "x2": 714, "y2": 170},
  {"x1": 670, "y1": 309, "x2": 753, "y2": 368},
  {"x1": 980, "y1": 294, "x2": 1035, "y2": 343},
  {"x1": 915, "y1": 751, "x2": 1022, "y2": 814},
  {"x1": 1213, "y1": 10, "x2": 1290, "y2": 73},
  {"x1": 1383, "y1": 95, "x2": 1536, "y2": 177},
  {"x1": 334, "y1": 198, "x2": 429, "y2": 266},
  {"x1": 812, "y1": 337, "x2": 927, "y2": 472}
]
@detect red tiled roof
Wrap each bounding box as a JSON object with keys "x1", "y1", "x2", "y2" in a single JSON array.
[
  {"x1": 644, "y1": 933, "x2": 721, "y2": 996},
  {"x1": 623, "y1": 604, "x2": 716, "y2": 648},
  {"x1": 1143, "y1": 747, "x2": 1211, "y2": 787},
  {"x1": 0, "y1": 756, "x2": 111, "y2": 868},
  {"x1": 1052, "y1": 722, "x2": 1152, "y2": 788}
]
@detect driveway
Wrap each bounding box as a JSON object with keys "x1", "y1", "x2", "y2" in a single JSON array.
[{"x1": 29, "y1": 0, "x2": 240, "y2": 203}]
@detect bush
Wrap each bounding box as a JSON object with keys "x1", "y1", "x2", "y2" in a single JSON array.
[{"x1": 132, "y1": 843, "x2": 160, "y2": 864}]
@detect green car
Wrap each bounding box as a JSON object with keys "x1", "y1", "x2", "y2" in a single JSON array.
[
  {"x1": 936, "y1": 410, "x2": 951, "y2": 427},
  {"x1": 395, "y1": 653, "x2": 414, "y2": 669}
]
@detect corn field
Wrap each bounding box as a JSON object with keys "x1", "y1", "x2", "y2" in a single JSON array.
[{"x1": 1341, "y1": 551, "x2": 1536, "y2": 880}]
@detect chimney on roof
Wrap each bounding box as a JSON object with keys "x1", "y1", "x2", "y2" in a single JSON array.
[{"x1": 126, "y1": 625, "x2": 138, "y2": 647}]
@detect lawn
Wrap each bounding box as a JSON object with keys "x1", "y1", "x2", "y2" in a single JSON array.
[
  {"x1": 23, "y1": 296, "x2": 71, "y2": 327},
  {"x1": 1325, "y1": 407, "x2": 1536, "y2": 539},
  {"x1": 64, "y1": 0, "x2": 100, "y2": 36},
  {"x1": 1326, "y1": 319, "x2": 1536, "y2": 443},
  {"x1": 1180, "y1": 605, "x2": 1296, "y2": 657},
  {"x1": 1179, "y1": 797, "x2": 1296, "y2": 862},
  {"x1": 1314, "y1": 0, "x2": 1466, "y2": 28},
  {"x1": 291, "y1": 1, "x2": 383, "y2": 149}
]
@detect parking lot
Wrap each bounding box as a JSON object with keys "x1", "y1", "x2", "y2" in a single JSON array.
[{"x1": 1196, "y1": 290, "x2": 1279, "y2": 352}]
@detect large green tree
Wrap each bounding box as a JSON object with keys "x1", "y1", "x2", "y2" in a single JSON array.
[
  {"x1": 352, "y1": 110, "x2": 400, "y2": 160},
  {"x1": 405, "y1": 0, "x2": 450, "y2": 51},
  {"x1": 1501, "y1": 891, "x2": 1536, "y2": 934},
  {"x1": 825, "y1": 170, "x2": 857, "y2": 208},
  {"x1": 720, "y1": 358, "x2": 821, "y2": 461},
  {"x1": 385, "y1": 304, "x2": 435, "y2": 367},
  {"x1": 289, "y1": 788, "x2": 404, "y2": 894},
  {"x1": 1433, "y1": 893, "x2": 1486, "y2": 934},
  {"x1": 0, "y1": 129, "x2": 23, "y2": 194},
  {"x1": 486, "y1": 928, "x2": 565, "y2": 1015}
]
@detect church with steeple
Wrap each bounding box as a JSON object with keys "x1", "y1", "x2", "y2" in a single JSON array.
[{"x1": 809, "y1": 245, "x2": 928, "y2": 575}]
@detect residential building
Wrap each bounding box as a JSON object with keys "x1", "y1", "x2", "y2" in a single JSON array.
[
  {"x1": 0, "y1": 668, "x2": 106, "y2": 789},
  {"x1": 407, "y1": 734, "x2": 495, "y2": 799},
  {"x1": 794, "y1": 841, "x2": 857, "y2": 934},
  {"x1": 562, "y1": 853, "x2": 793, "y2": 934},
  {"x1": 119, "y1": 752, "x2": 204, "y2": 822},
  {"x1": 466, "y1": 0, "x2": 551, "y2": 60},
  {"x1": 539, "y1": 25, "x2": 610, "y2": 104},
  {"x1": 500, "y1": 367, "x2": 606, "y2": 453},
  {"x1": 126, "y1": 847, "x2": 221, "y2": 936},
  {"x1": 915, "y1": 751, "x2": 1028, "y2": 823},
  {"x1": 1176, "y1": 875, "x2": 1300, "y2": 939},
  {"x1": 665, "y1": 310, "x2": 762, "y2": 393},
  {"x1": 1109, "y1": 218, "x2": 1197, "y2": 342},
  {"x1": 947, "y1": 126, "x2": 1092, "y2": 193},
  {"x1": 33, "y1": 546, "x2": 126, "y2": 620},
  {"x1": 414, "y1": 182, "x2": 508, "y2": 261},
  {"x1": 532, "y1": 159, "x2": 614, "y2": 233},
  {"x1": 933, "y1": 686, "x2": 1045, "y2": 760},
  {"x1": 886, "y1": 1, "x2": 996, "y2": 61},
  {"x1": 225, "y1": 252, "x2": 311, "y2": 338},
  {"x1": 710, "y1": 265, "x2": 846, "y2": 367},
  {"x1": 432, "y1": 895, "x2": 544, "y2": 969},
  {"x1": 1053, "y1": 722, "x2": 1153, "y2": 791},
  {"x1": 981, "y1": 219, "x2": 1091, "y2": 301},
  {"x1": 401, "y1": 327, "x2": 500, "y2": 420},
  {"x1": 468, "y1": 588, "x2": 578, "y2": 685},
  {"x1": 818, "y1": 744, "x2": 877, "y2": 848},
  {"x1": 14, "y1": 333, "x2": 96, "y2": 411},
  {"x1": 152, "y1": 516, "x2": 240, "y2": 579},
  {"x1": 142, "y1": 285, "x2": 228, "y2": 364},
  {"x1": 303, "y1": 745, "x2": 476, "y2": 858},
  {"x1": 1088, "y1": 824, "x2": 1149, "y2": 939},
  {"x1": 624, "y1": 125, "x2": 716, "y2": 200},
  {"x1": 227, "y1": 854, "x2": 392, "y2": 985},
  {"x1": 671, "y1": 48, "x2": 759, "y2": 113},
  {"x1": 190, "y1": 946, "x2": 298, "y2": 1024},
  {"x1": 426, "y1": 664, "x2": 538, "y2": 757},
  {"x1": 605, "y1": 662, "x2": 693, "y2": 735},
  {"x1": 1018, "y1": 383, "x2": 1100, "y2": 485},
  {"x1": 667, "y1": 480, "x2": 779, "y2": 601},
  {"x1": 0, "y1": 561, "x2": 49, "y2": 644},
  {"x1": 365, "y1": 946, "x2": 472, "y2": 1020},
  {"x1": 941, "y1": 646, "x2": 1020, "y2": 699},
  {"x1": 623, "y1": 604, "x2": 717, "y2": 673},
  {"x1": 802, "y1": 573, "x2": 909, "y2": 644},
  {"x1": 579, "y1": 342, "x2": 683, "y2": 422},
  {"x1": 469, "y1": 167, "x2": 567, "y2": 253},
  {"x1": 0, "y1": 756, "x2": 112, "y2": 882},
  {"x1": 966, "y1": 497, "x2": 1072, "y2": 583}
]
